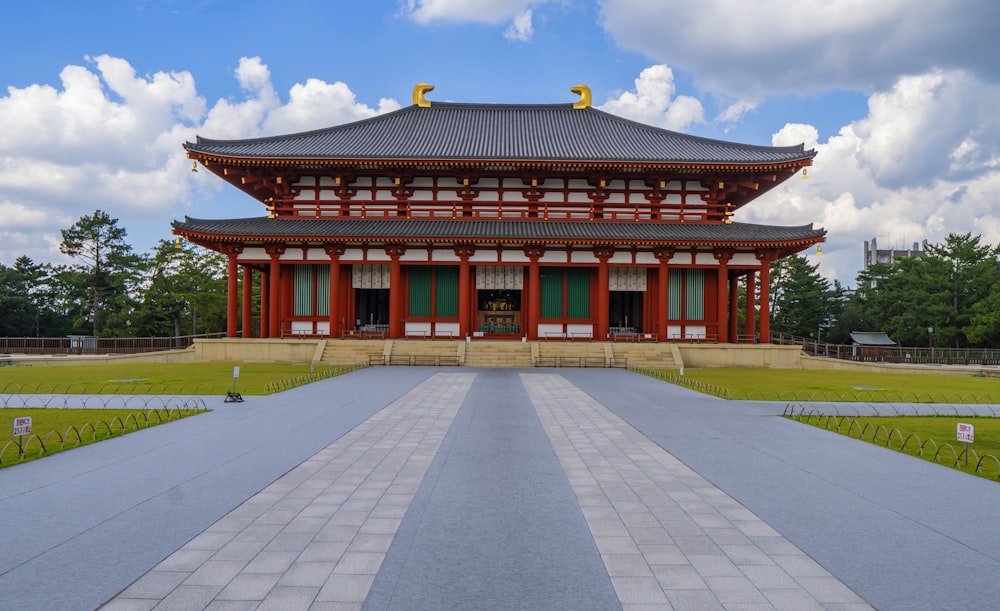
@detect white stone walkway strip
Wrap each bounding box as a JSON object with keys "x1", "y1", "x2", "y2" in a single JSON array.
[
  {"x1": 521, "y1": 373, "x2": 873, "y2": 611},
  {"x1": 103, "y1": 372, "x2": 475, "y2": 611}
]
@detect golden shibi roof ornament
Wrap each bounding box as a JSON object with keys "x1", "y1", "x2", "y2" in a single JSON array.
[
  {"x1": 412, "y1": 83, "x2": 434, "y2": 108},
  {"x1": 571, "y1": 84, "x2": 592, "y2": 109}
]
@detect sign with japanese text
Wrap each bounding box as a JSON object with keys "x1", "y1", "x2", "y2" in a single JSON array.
[
  {"x1": 12, "y1": 416, "x2": 32, "y2": 436},
  {"x1": 957, "y1": 423, "x2": 975, "y2": 443}
]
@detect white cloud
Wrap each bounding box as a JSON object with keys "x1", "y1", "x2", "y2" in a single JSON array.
[
  {"x1": 0, "y1": 56, "x2": 401, "y2": 266},
  {"x1": 504, "y1": 9, "x2": 534, "y2": 41},
  {"x1": 402, "y1": 0, "x2": 556, "y2": 40},
  {"x1": 741, "y1": 69, "x2": 1000, "y2": 285},
  {"x1": 598, "y1": 65, "x2": 704, "y2": 131},
  {"x1": 597, "y1": 0, "x2": 1000, "y2": 100},
  {"x1": 262, "y1": 80, "x2": 401, "y2": 136},
  {"x1": 402, "y1": 0, "x2": 537, "y2": 23}
]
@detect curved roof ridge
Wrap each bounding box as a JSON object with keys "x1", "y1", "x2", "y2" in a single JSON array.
[{"x1": 185, "y1": 102, "x2": 815, "y2": 164}]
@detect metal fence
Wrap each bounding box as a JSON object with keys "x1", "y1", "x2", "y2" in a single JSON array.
[
  {"x1": 771, "y1": 333, "x2": 1000, "y2": 366},
  {"x1": 0, "y1": 334, "x2": 226, "y2": 356}
]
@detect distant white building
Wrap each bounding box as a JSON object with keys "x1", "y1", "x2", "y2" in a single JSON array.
[{"x1": 863, "y1": 237, "x2": 926, "y2": 270}]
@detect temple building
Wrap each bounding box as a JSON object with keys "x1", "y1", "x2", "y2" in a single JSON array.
[{"x1": 174, "y1": 84, "x2": 822, "y2": 343}]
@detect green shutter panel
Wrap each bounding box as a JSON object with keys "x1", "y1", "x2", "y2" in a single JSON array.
[
  {"x1": 435, "y1": 266, "x2": 459, "y2": 317},
  {"x1": 566, "y1": 267, "x2": 590, "y2": 318},
  {"x1": 316, "y1": 265, "x2": 330, "y2": 316},
  {"x1": 294, "y1": 265, "x2": 313, "y2": 316},
  {"x1": 668, "y1": 269, "x2": 682, "y2": 319},
  {"x1": 408, "y1": 266, "x2": 432, "y2": 317},
  {"x1": 540, "y1": 267, "x2": 564, "y2": 318},
  {"x1": 685, "y1": 269, "x2": 704, "y2": 319}
]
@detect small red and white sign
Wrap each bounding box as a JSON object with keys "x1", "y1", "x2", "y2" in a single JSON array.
[
  {"x1": 12, "y1": 416, "x2": 32, "y2": 436},
  {"x1": 957, "y1": 422, "x2": 975, "y2": 443}
]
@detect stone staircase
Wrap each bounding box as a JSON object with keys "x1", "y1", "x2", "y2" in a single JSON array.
[
  {"x1": 535, "y1": 341, "x2": 608, "y2": 367},
  {"x1": 320, "y1": 339, "x2": 386, "y2": 365},
  {"x1": 463, "y1": 340, "x2": 533, "y2": 368},
  {"x1": 609, "y1": 343, "x2": 681, "y2": 369},
  {"x1": 316, "y1": 338, "x2": 681, "y2": 369},
  {"x1": 387, "y1": 339, "x2": 462, "y2": 366}
]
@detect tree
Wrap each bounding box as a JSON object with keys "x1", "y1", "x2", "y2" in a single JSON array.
[
  {"x1": 850, "y1": 233, "x2": 999, "y2": 347},
  {"x1": 59, "y1": 210, "x2": 144, "y2": 335},
  {"x1": 133, "y1": 239, "x2": 228, "y2": 337},
  {"x1": 0, "y1": 263, "x2": 34, "y2": 336},
  {"x1": 925, "y1": 233, "x2": 999, "y2": 347},
  {"x1": 769, "y1": 255, "x2": 841, "y2": 339}
]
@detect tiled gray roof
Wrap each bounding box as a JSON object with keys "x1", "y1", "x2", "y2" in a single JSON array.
[
  {"x1": 173, "y1": 217, "x2": 825, "y2": 245},
  {"x1": 184, "y1": 103, "x2": 814, "y2": 165}
]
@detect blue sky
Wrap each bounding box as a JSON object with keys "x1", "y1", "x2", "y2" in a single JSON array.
[{"x1": 1, "y1": 0, "x2": 998, "y2": 285}]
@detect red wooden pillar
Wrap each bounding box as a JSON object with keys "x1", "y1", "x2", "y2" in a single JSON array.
[
  {"x1": 714, "y1": 250, "x2": 732, "y2": 343},
  {"x1": 746, "y1": 271, "x2": 757, "y2": 342},
  {"x1": 728, "y1": 272, "x2": 739, "y2": 342},
  {"x1": 654, "y1": 248, "x2": 673, "y2": 341},
  {"x1": 455, "y1": 246, "x2": 474, "y2": 338},
  {"x1": 595, "y1": 247, "x2": 613, "y2": 340},
  {"x1": 241, "y1": 266, "x2": 253, "y2": 338},
  {"x1": 525, "y1": 245, "x2": 544, "y2": 340},
  {"x1": 265, "y1": 245, "x2": 285, "y2": 338},
  {"x1": 225, "y1": 250, "x2": 239, "y2": 338},
  {"x1": 757, "y1": 254, "x2": 772, "y2": 342},
  {"x1": 325, "y1": 244, "x2": 345, "y2": 338},
  {"x1": 260, "y1": 270, "x2": 270, "y2": 338},
  {"x1": 386, "y1": 245, "x2": 406, "y2": 339}
]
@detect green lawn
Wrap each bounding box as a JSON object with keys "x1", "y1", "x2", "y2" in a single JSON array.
[
  {"x1": 667, "y1": 368, "x2": 1000, "y2": 403},
  {"x1": 1, "y1": 406, "x2": 206, "y2": 467},
  {"x1": 791, "y1": 414, "x2": 1000, "y2": 480},
  {"x1": 0, "y1": 362, "x2": 359, "y2": 395}
]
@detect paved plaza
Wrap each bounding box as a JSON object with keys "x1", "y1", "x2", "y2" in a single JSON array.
[{"x1": 2, "y1": 368, "x2": 1000, "y2": 610}]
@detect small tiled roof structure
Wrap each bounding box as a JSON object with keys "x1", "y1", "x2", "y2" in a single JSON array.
[
  {"x1": 172, "y1": 217, "x2": 825, "y2": 246},
  {"x1": 849, "y1": 332, "x2": 897, "y2": 346},
  {"x1": 184, "y1": 102, "x2": 816, "y2": 166}
]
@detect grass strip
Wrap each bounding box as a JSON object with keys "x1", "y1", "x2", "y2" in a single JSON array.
[
  {"x1": 788, "y1": 413, "x2": 1000, "y2": 482},
  {"x1": 652, "y1": 368, "x2": 1000, "y2": 403},
  {"x1": 0, "y1": 406, "x2": 207, "y2": 467},
  {"x1": 0, "y1": 362, "x2": 364, "y2": 395}
]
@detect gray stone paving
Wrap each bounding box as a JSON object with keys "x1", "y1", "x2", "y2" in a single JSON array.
[
  {"x1": 104, "y1": 372, "x2": 473, "y2": 610},
  {"x1": 523, "y1": 373, "x2": 870, "y2": 610},
  {"x1": 3, "y1": 367, "x2": 999, "y2": 610}
]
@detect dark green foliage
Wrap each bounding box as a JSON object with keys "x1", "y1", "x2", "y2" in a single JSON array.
[
  {"x1": 59, "y1": 210, "x2": 144, "y2": 336},
  {"x1": 852, "y1": 233, "x2": 999, "y2": 348},
  {"x1": 768, "y1": 255, "x2": 843, "y2": 340}
]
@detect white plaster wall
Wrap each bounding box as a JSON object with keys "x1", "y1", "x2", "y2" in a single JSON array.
[
  {"x1": 635, "y1": 252, "x2": 657, "y2": 265},
  {"x1": 470, "y1": 249, "x2": 499, "y2": 262},
  {"x1": 342, "y1": 248, "x2": 365, "y2": 262},
  {"x1": 538, "y1": 323, "x2": 563, "y2": 337},
  {"x1": 671, "y1": 252, "x2": 693, "y2": 265},
  {"x1": 435, "y1": 322, "x2": 460, "y2": 336},
  {"x1": 400, "y1": 249, "x2": 429, "y2": 262},
  {"x1": 731, "y1": 253, "x2": 759, "y2": 266},
  {"x1": 695, "y1": 252, "x2": 719, "y2": 265},
  {"x1": 431, "y1": 249, "x2": 461, "y2": 262},
  {"x1": 501, "y1": 250, "x2": 529, "y2": 263}
]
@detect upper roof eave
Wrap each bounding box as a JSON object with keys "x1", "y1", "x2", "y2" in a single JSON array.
[
  {"x1": 170, "y1": 217, "x2": 826, "y2": 249},
  {"x1": 183, "y1": 103, "x2": 816, "y2": 166}
]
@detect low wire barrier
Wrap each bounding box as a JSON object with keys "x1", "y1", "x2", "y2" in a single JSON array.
[
  {"x1": 262, "y1": 363, "x2": 367, "y2": 394},
  {"x1": 0, "y1": 397, "x2": 208, "y2": 467},
  {"x1": 0, "y1": 363, "x2": 367, "y2": 399},
  {"x1": 783, "y1": 403, "x2": 1000, "y2": 481},
  {"x1": 735, "y1": 389, "x2": 1000, "y2": 404},
  {"x1": 628, "y1": 367, "x2": 733, "y2": 399}
]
